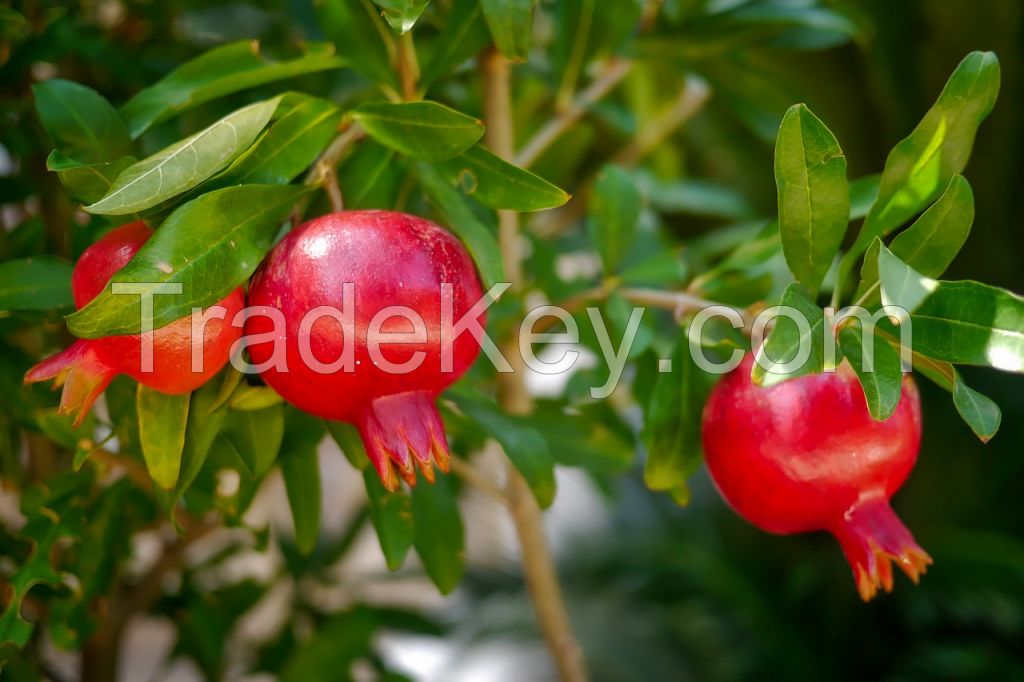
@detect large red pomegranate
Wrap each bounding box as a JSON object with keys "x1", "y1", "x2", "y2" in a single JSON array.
[
  {"x1": 245, "y1": 210, "x2": 485, "y2": 490},
  {"x1": 701, "y1": 354, "x2": 931, "y2": 600},
  {"x1": 25, "y1": 221, "x2": 245, "y2": 425}
]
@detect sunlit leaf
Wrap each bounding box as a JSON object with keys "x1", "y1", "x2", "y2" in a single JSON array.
[
  {"x1": 839, "y1": 322, "x2": 903, "y2": 420},
  {"x1": 437, "y1": 144, "x2": 569, "y2": 211},
  {"x1": 137, "y1": 385, "x2": 190, "y2": 489},
  {"x1": 751, "y1": 283, "x2": 830, "y2": 386}
]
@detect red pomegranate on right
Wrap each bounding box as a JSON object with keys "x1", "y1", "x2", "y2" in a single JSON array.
[{"x1": 701, "y1": 353, "x2": 930, "y2": 601}]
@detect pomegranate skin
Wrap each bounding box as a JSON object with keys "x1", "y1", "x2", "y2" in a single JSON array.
[
  {"x1": 701, "y1": 354, "x2": 931, "y2": 600},
  {"x1": 245, "y1": 210, "x2": 485, "y2": 489},
  {"x1": 25, "y1": 222, "x2": 245, "y2": 425}
]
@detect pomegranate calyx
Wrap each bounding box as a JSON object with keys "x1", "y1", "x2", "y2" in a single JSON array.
[
  {"x1": 832, "y1": 496, "x2": 932, "y2": 602},
  {"x1": 25, "y1": 339, "x2": 116, "y2": 427},
  {"x1": 356, "y1": 391, "x2": 451, "y2": 491}
]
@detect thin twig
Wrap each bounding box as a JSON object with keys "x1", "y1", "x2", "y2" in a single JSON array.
[
  {"x1": 449, "y1": 457, "x2": 509, "y2": 506},
  {"x1": 619, "y1": 286, "x2": 755, "y2": 331},
  {"x1": 398, "y1": 31, "x2": 421, "y2": 101},
  {"x1": 516, "y1": 58, "x2": 633, "y2": 169},
  {"x1": 483, "y1": 48, "x2": 590, "y2": 682},
  {"x1": 613, "y1": 76, "x2": 712, "y2": 166}
]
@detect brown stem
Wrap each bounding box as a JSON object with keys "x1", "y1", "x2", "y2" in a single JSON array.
[
  {"x1": 449, "y1": 457, "x2": 509, "y2": 506},
  {"x1": 398, "y1": 31, "x2": 421, "y2": 101},
  {"x1": 483, "y1": 47, "x2": 590, "y2": 682}
]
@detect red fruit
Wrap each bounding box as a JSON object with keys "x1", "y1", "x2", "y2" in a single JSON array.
[
  {"x1": 701, "y1": 354, "x2": 931, "y2": 601},
  {"x1": 245, "y1": 210, "x2": 485, "y2": 490},
  {"x1": 25, "y1": 222, "x2": 245, "y2": 425}
]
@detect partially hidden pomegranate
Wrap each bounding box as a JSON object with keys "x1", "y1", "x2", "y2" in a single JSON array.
[
  {"x1": 245, "y1": 210, "x2": 485, "y2": 490},
  {"x1": 701, "y1": 354, "x2": 931, "y2": 601},
  {"x1": 25, "y1": 221, "x2": 245, "y2": 425}
]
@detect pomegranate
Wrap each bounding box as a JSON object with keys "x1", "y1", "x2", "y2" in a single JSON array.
[
  {"x1": 25, "y1": 221, "x2": 245, "y2": 426},
  {"x1": 701, "y1": 354, "x2": 931, "y2": 601},
  {"x1": 245, "y1": 210, "x2": 485, "y2": 490}
]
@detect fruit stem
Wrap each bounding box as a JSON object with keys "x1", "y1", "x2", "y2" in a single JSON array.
[{"x1": 484, "y1": 47, "x2": 590, "y2": 682}]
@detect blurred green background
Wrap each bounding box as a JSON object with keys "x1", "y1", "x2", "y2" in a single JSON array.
[{"x1": 1, "y1": 1, "x2": 1022, "y2": 680}]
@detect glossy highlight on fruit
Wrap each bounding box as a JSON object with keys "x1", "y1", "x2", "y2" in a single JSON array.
[
  {"x1": 25, "y1": 221, "x2": 245, "y2": 425},
  {"x1": 246, "y1": 210, "x2": 485, "y2": 490},
  {"x1": 701, "y1": 354, "x2": 931, "y2": 601}
]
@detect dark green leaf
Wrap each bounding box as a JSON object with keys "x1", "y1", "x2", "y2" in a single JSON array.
[
  {"x1": 337, "y1": 140, "x2": 396, "y2": 208},
  {"x1": 448, "y1": 390, "x2": 555, "y2": 508},
  {"x1": 414, "y1": 162, "x2": 505, "y2": 286},
  {"x1": 222, "y1": 404, "x2": 285, "y2": 478},
  {"x1": 437, "y1": 144, "x2": 569, "y2": 211},
  {"x1": 855, "y1": 175, "x2": 973, "y2": 306},
  {"x1": 480, "y1": 0, "x2": 536, "y2": 61},
  {"x1": 68, "y1": 184, "x2": 310, "y2": 338},
  {"x1": 46, "y1": 151, "x2": 136, "y2": 204},
  {"x1": 314, "y1": 0, "x2": 399, "y2": 89},
  {"x1": 411, "y1": 474, "x2": 464, "y2": 594},
  {"x1": 588, "y1": 165, "x2": 641, "y2": 273},
  {"x1": 137, "y1": 385, "x2": 190, "y2": 489},
  {"x1": 420, "y1": 0, "x2": 491, "y2": 88},
  {"x1": 87, "y1": 97, "x2": 281, "y2": 215},
  {"x1": 280, "y1": 410, "x2": 324, "y2": 555},
  {"x1": 0, "y1": 257, "x2": 73, "y2": 312},
  {"x1": 206, "y1": 96, "x2": 342, "y2": 188},
  {"x1": 32, "y1": 79, "x2": 131, "y2": 163},
  {"x1": 775, "y1": 104, "x2": 849, "y2": 296},
  {"x1": 751, "y1": 283, "x2": 830, "y2": 386},
  {"x1": 120, "y1": 41, "x2": 344, "y2": 137},
  {"x1": 353, "y1": 101, "x2": 484, "y2": 161},
  {"x1": 838, "y1": 322, "x2": 903, "y2": 420},
  {"x1": 847, "y1": 52, "x2": 999, "y2": 259},
  {"x1": 643, "y1": 334, "x2": 716, "y2": 505},
  {"x1": 951, "y1": 373, "x2": 1001, "y2": 442},
  {"x1": 364, "y1": 469, "x2": 414, "y2": 570},
  {"x1": 373, "y1": 0, "x2": 431, "y2": 33}
]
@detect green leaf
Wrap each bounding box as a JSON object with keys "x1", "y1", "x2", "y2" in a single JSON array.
[
  {"x1": 120, "y1": 41, "x2": 344, "y2": 137},
  {"x1": 229, "y1": 385, "x2": 284, "y2": 411},
  {"x1": 46, "y1": 151, "x2": 136, "y2": 204},
  {"x1": 86, "y1": 97, "x2": 281, "y2": 215},
  {"x1": 774, "y1": 103, "x2": 849, "y2": 295},
  {"x1": 419, "y1": 0, "x2": 491, "y2": 88},
  {"x1": 363, "y1": 469, "x2": 414, "y2": 570},
  {"x1": 414, "y1": 162, "x2": 505, "y2": 286},
  {"x1": 952, "y1": 374, "x2": 1001, "y2": 442},
  {"x1": 635, "y1": 171, "x2": 755, "y2": 220},
  {"x1": 206, "y1": 96, "x2": 342, "y2": 188},
  {"x1": 373, "y1": 0, "x2": 431, "y2": 33},
  {"x1": 324, "y1": 420, "x2": 370, "y2": 470},
  {"x1": 411, "y1": 474, "x2": 464, "y2": 594},
  {"x1": 751, "y1": 283, "x2": 830, "y2": 386},
  {"x1": 849, "y1": 174, "x2": 880, "y2": 221},
  {"x1": 587, "y1": 165, "x2": 641, "y2": 274},
  {"x1": 137, "y1": 385, "x2": 190, "y2": 489},
  {"x1": 448, "y1": 391, "x2": 555, "y2": 508},
  {"x1": 222, "y1": 404, "x2": 285, "y2": 478},
  {"x1": 314, "y1": 0, "x2": 399, "y2": 89},
  {"x1": 337, "y1": 140, "x2": 396, "y2": 209},
  {"x1": 838, "y1": 322, "x2": 903, "y2": 420},
  {"x1": 437, "y1": 144, "x2": 569, "y2": 211},
  {"x1": 32, "y1": 79, "x2": 131, "y2": 163},
  {"x1": 643, "y1": 334, "x2": 716, "y2": 505},
  {"x1": 0, "y1": 257, "x2": 73, "y2": 312},
  {"x1": 353, "y1": 101, "x2": 484, "y2": 161},
  {"x1": 876, "y1": 241, "x2": 938, "y2": 313},
  {"x1": 854, "y1": 175, "x2": 973, "y2": 306},
  {"x1": 848, "y1": 52, "x2": 999, "y2": 258},
  {"x1": 280, "y1": 410, "x2": 324, "y2": 555},
  {"x1": 68, "y1": 184, "x2": 310, "y2": 338},
  {"x1": 159, "y1": 379, "x2": 231, "y2": 509},
  {"x1": 480, "y1": 0, "x2": 536, "y2": 61}
]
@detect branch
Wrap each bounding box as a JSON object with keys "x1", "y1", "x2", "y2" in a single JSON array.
[
  {"x1": 516, "y1": 58, "x2": 632, "y2": 169},
  {"x1": 483, "y1": 48, "x2": 590, "y2": 682},
  {"x1": 613, "y1": 76, "x2": 711, "y2": 166},
  {"x1": 449, "y1": 457, "x2": 509, "y2": 506}
]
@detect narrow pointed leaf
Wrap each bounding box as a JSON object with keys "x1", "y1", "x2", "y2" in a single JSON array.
[
  {"x1": 280, "y1": 410, "x2": 324, "y2": 555},
  {"x1": 752, "y1": 283, "x2": 831, "y2": 386},
  {"x1": 68, "y1": 184, "x2": 311, "y2": 338},
  {"x1": 363, "y1": 469, "x2": 414, "y2": 570},
  {"x1": 137, "y1": 385, "x2": 190, "y2": 489},
  {"x1": 86, "y1": 97, "x2": 281, "y2": 215},
  {"x1": 46, "y1": 151, "x2": 136, "y2": 204},
  {"x1": 839, "y1": 322, "x2": 903, "y2": 420},
  {"x1": 438, "y1": 144, "x2": 569, "y2": 211},
  {"x1": 353, "y1": 101, "x2": 484, "y2": 161},
  {"x1": 480, "y1": 0, "x2": 536, "y2": 61},
  {"x1": 775, "y1": 104, "x2": 849, "y2": 295},
  {"x1": 952, "y1": 374, "x2": 1001, "y2": 442},
  {"x1": 33, "y1": 79, "x2": 131, "y2": 163},
  {"x1": 877, "y1": 242, "x2": 938, "y2": 313},
  {"x1": 222, "y1": 404, "x2": 285, "y2": 478},
  {"x1": 373, "y1": 0, "x2": 431, "y2": 33},
  {"x1": 588, "y1": 165, "x2": 642, "y2": 274},
  {"x1": 337, "y1": 140, "x2": 396, "y2": 209},
  {"x1": 411, "y1": 474, "x2": 464, "y2": 594},
  {"x1": 120, "y1": 41, "x2": 343, "y2": 137}
]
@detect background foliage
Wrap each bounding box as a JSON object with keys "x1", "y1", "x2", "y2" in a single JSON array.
[{"x1": 1, "y1": 0, "x2": 1023, "y2": 680}]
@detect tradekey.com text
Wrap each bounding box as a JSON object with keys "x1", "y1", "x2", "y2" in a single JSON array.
[{"x1": 115, "y1": 281, "x2": 914, "y2": 398}]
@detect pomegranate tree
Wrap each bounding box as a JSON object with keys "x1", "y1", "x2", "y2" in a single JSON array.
[
  {"x1": 246, "y1": 210, "x2": 485, "y2": 490},
  {"x1": 25, "y1": 222, "x2": 245, "y2": 425},
  {"x1": 702, "y1": 354, "x2": 930, "y2": 600}
]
